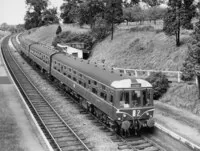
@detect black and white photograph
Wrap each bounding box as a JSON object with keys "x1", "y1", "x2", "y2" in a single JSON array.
[{"x1": 0, "y1": 0, "x2": 200, "y2": 151}]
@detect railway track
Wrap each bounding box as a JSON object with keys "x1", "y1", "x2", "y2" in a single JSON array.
[
  {"x1": 1, "y1": 35, "x2": 91, "y2": 151},
  {"x1": 66, "y1": 92, "x2": 166, "y2": 151},
  {"x1": 10, "y1": 34, "x2": 167, "y2": 151}
]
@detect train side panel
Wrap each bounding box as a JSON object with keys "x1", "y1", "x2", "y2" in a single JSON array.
[
  {"x1": 51, "y1": 67, "x2": 118, "y2": 120},
  {"x1": 29, "y1": 48, "x2": 49, "y2": 72}
]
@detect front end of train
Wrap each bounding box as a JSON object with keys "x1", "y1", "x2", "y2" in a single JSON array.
[{"x1": 112, "y1": 78, "x2": 155, "y2": 133}]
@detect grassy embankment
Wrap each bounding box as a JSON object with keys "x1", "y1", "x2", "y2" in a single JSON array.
[
  {"x1": 24, "y1": 24, "x2": 89, "y2": 45},
  {"x1": 25, "y1": 23, "x2": 200, "y2": 115}
]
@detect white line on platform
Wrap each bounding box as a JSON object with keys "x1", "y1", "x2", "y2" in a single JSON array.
[
  {"x1": 1, "y1": 36, "x2": 54, "y2": 151},
  {"x1": 155, "y1": 123, "x2": 200, "y2": 150}
]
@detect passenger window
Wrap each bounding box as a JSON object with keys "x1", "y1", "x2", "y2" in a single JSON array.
[
  {"x1": 100, "y1": 92, "x2": 107, "y2": 100},
  {"x1": 79, "y1": 80, "x2": 82, "y2": 85},
  {"x1": 88, "y1": 80, "x2": 91, "y2": 84},
  {"x1": 68, "y1": 75, "x2": 71, "y2": 79},
  {"x1": 73, "y1": 77, "x2": 77, "y2": 81},
  {"x1": 94, "y1": 81, "x2": 97, "y2": 85},
  {"x1": 102, "y1": 85, "x2": 105, "y2": 90},
  {"x1": 110, "y1": 95, "x2": 113, "y2": 103},
  {"x1": 84, "y1": 83, "x2": 86, "y2": 88},
  {"x1": 92, "y1": 88, "x2": 97, "y2": 94}
]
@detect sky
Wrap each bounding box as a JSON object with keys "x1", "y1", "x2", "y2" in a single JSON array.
[{"x1": 0, "y1": 0, "x2": 63, "y2": 25}]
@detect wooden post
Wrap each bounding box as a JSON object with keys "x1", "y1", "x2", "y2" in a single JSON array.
[
  {"x1": 135, "y1": 70, "x2": 138, "y2": 77},
  {"x1": 178, "y1": 72, "x2": 181, "y2": 83},
  {"x1": 197, "y1": 76, "x2": 200, "y2": 99}
]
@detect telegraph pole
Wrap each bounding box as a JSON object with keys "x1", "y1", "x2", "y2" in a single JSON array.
[{"x1": 111, "y1": 0, "x2": 114, "y2": 40}]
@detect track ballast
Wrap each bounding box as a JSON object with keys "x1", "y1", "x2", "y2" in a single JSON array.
[{"x1": 1, "y1": 36, "x2": 91, "y2": 151}]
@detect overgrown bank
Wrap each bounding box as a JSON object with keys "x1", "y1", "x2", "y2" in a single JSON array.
[
  {"x1": 160, "y1": 83, "x2": 200, "y2": 115},
  {"x1": 24, "y1": 24, "x2": 200, "y2": 116},
  {"x1": 90, "y1": 27, "x2": 190, "y2": 71}
]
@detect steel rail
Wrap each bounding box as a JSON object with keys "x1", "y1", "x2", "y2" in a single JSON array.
[{"x1": 2, "y1": 35, "x2": 90, "y2": 151}]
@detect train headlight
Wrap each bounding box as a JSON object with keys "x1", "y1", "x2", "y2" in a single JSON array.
[
  {"x1": 132, "y1": 110, "x2": 136, "y2": 117},
  {"x1": 118, "y1": 117, "x2": 121, "y2": 120},
  {"x1": 146, "y1": 112, "x2": 149, "y2": 116},
  {"x1": 123, "y1": 114, "x2": 127, "y2": 117}
]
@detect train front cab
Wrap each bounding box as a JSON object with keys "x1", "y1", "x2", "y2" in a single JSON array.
[{"x1": 115, "y1": 83, "x2": 154, "y2": 131}]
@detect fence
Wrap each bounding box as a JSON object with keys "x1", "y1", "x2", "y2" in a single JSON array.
[{"x1": 113, "y1": 67, "x2": 197, "y2": 84}]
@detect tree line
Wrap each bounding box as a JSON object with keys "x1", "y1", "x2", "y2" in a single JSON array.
[
  {"x1": 23, "y1": 0, "x2": 199, "y2": 44},
  {"x1": 22, "y1": 0, "x2": 200, "y2": 97}
]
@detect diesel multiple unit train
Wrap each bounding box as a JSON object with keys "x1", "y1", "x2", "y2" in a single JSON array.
[{"x1": 16, "y1": 34, "x2": 155, "y2": 134}]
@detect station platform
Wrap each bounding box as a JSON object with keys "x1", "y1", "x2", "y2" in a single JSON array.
[{"x1": 0, "y1": 36, "x2": 47, "y2": 151}]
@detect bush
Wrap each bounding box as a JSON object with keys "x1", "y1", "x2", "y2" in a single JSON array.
[
  {"x1": 53, "y1": 31, "x2": 95, "y2": 50},
  {"x1": 56, "y1": 25, "x2": 62, "y2": 35},
  {"x1": 146, "y1": 72, "x2": 169, "y2": 100},
  {"x1": 130, "y1": 26, "x2": 154, "y2": 32},
  {"x1": 91, "y1": 17, "x2": 111, "y2": 41},
  {"x1": 181, "y1": 59, "x2": 195, "y2": 81}
]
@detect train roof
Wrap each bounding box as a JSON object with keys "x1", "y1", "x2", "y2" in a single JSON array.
[
  {"x1": 32, "y1": 43, "x2": 53, "y2": 55},
  {"x1": 23, "y1": 38, "x2": 53, "y2": 56},
  {"x1": 53, "y1": 53, "x2": 152, "y2": 89},
  {"x1": 25, "y1": 39, "x2": 152, "y2": 89}
]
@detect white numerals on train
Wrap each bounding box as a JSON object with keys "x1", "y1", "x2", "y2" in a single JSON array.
[{"x1": 132, "y1": 110, "x2": 141, "y2": 117}]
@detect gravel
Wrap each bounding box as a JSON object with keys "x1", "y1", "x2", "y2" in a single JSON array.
[{"x1": 10, "y1": 46, "x2": 120, "y2": 151}]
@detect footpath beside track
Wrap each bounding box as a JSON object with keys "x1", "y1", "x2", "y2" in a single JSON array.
[{"x1": 1, "y1": 35, "x2": 91, "y2": 151}]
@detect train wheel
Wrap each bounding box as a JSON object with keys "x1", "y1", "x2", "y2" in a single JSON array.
[
  {"x1": 148, "y1": 126, "x2": 155, "y2": 134},
  {"x1": 113, "y1": 121, "x2": 120, "y2": 135}
]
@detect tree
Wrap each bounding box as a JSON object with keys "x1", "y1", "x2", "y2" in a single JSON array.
[
  {"x1": 123, "y1": 7, "x2": 132, "y2": 25},
  {"x1": 42, "y1": 7, "x2": 59, "y2": 25},
  {"x1": 78, "y1": 2, "x2": 90, "y2": 26},
  {"x1": 88, "y1": 0, "x2": 105, "y2": 28},
  {"x1": 183, "y1": 20, "x2": 200, "y2": 98},
  {"x1": 60, "y1": 0, "x2": 82, "y2": 23},
  {"x1": 146, "y1": 72, "x2": 169, "y2": 100},
  {"x1": 181, "y1": 0, "x2": 196, "y2": 29},
  {"x1": 145, "y1": 7, "x2": 166, "y2": 24},
  {"x1": 142, "y1": 0, "x2": 164, "y2": 7},
  {"x1": 56, "y1": 25, "x2": 62, "y2": 35},
  {"x1": 24, "y1": 0, "x2": 49, "y2": 29},
  {"x1": 104, "y1": 0, "x2": 123, "y2": 40},
  {"x1": 163, "y1": 0, "x2": 196, "y2": 46},
  {"x1": 0, "y1": 23, "x2": 9, "y2": 31}
]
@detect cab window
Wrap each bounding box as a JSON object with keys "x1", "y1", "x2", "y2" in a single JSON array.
[
  {"x1": 131, "y1": 91, "x2": 141, "y2": 107},
  {"x1": 120, "y1": 91, "x2": 130, "y2": 108},
  {"x1": 143, "y1": 89, "x2": 152, "y2": 106}
]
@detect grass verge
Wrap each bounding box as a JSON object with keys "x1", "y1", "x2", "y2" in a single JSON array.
[{"x1": 160, "y1": 83, "x2": 200, "y2": 116}]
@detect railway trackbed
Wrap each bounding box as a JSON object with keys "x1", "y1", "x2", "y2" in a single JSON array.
[
  {"x1": 6, "y1": 34, "x2": 168, "y2": 151},
  {"x1": 1, "y1": 36, "x2": 92, "y2": 151},
  {"x1": 67, "y1": 92, "x2": 166, "y2": 151}
]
